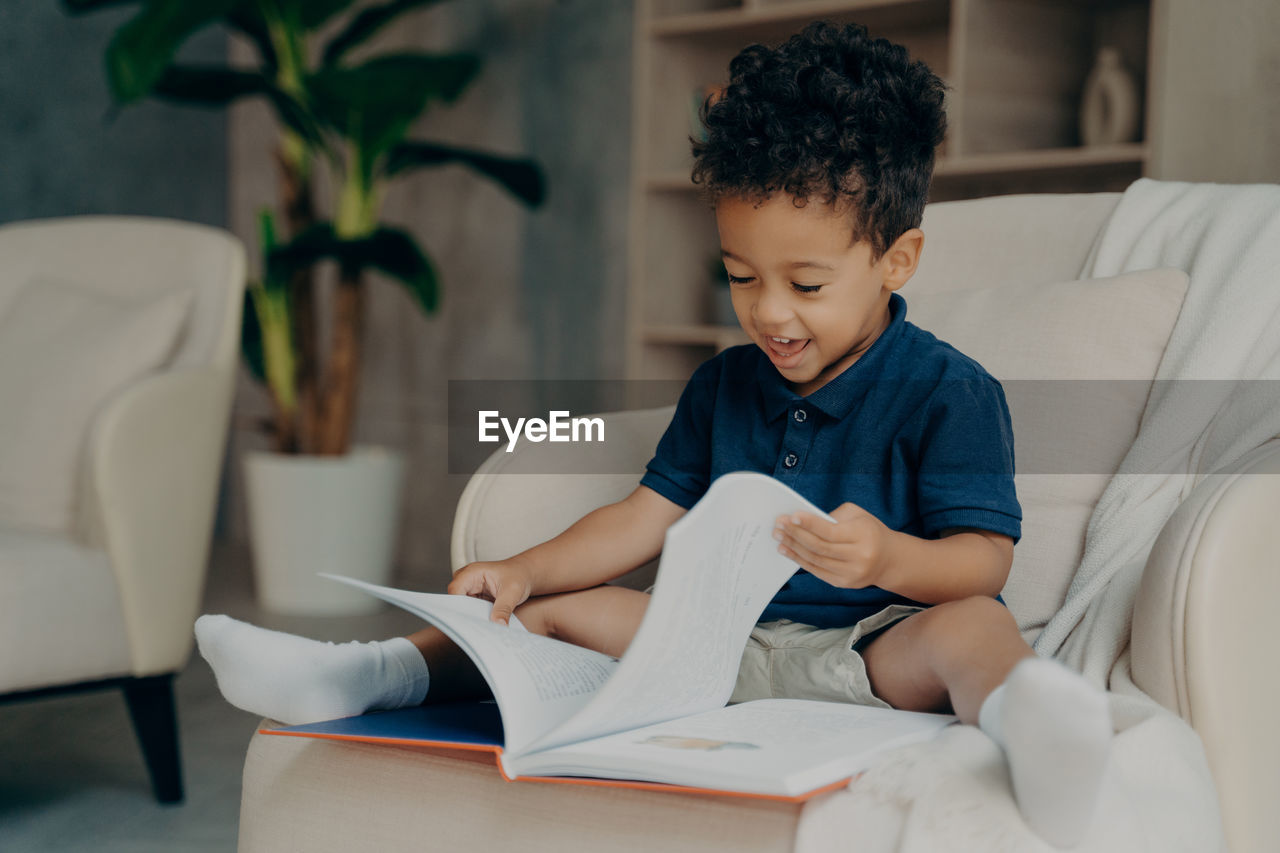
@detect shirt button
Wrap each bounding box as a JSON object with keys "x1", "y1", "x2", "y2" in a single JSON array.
[
  {"x1": 783, "y1": 452, "x2": 798, "y2": 469},
  {"x1": 793, "y1": 408, "x2": 807, "y2": 423}
]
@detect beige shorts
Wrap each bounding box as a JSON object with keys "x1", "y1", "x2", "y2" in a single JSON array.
[{"x1": 730, "y1": 605, "x2": 925, "y2": 708}]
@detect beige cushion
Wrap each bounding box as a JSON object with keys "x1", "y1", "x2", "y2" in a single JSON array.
[
  {"x1": 906, "y1": 269, "x2": 1189, "y2": 641},
  {"x1": 913, "y1": 192, "x2": 1121, "y2": 294},
  {"x1": 0, "y1": 277, "x2": 192, "y2": 533}
]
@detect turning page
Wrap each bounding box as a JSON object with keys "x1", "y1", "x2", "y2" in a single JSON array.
[
  {"x1": 515, "y1": 471, "x2": 831, "y2": 760},
  {"x1": 322, "y1": 577, "x2": 618, "y2": 756}
]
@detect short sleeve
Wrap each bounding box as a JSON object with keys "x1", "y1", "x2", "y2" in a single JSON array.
[
  {"x1": 915, "y1": 374, "x2": 1022, "y2": 542},
  {"x1": 639, "y1": 358, "x2": 720, "y2": 509}
]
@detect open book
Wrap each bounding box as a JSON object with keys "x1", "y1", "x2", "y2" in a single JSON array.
[{"x1": 263, "y1": 471, "x2": 955, "y2": 800}]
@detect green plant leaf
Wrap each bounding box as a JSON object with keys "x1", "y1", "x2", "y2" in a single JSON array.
[
  {"x1": 225, "y1": 2, "x2": 276, "y2": 70},
  {"x1": 105, "y1": 0, "x2": 243, "y2": 104},
  {"x1": 151, "y1": 64, "x2": 270, "y2": 104},
  {"x1": 305, "y1": 53, "x2": 481, "y2": 167},
  {"x1": 385, "y1": 141, "x2": 546, "y2": 207},
  {"x1": 267, "y1": 223, "x2": 440, "y2": 314},
  {"x1": 360, "y1": 227, "x2": 440, "y2": 314},
  {"x1": 265, "y1": 222, "x2": 338, "y2": 281},
  {"x1": 149, "y1": 65, "x2": 323, "y2": 145},
  {"x1": 257, "y1": 208, "x2": 286, "y2": 292},
  {"x1": 240, "y1": 287, "x2": 267, "y2": 383},
  {"x1": 264, "y1": 93, "x2": 324, "y2": 148},
  {"x1": 322, "y1": 0, "x2": 446, "y2": 66}
]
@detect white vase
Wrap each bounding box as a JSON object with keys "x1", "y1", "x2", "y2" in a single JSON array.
[
  {"x1": 244, "y1": 445, "x2": 406, "y2": 615},
  {"x1": 1079, "y1": 47, "x2": 1140, "y2": 147}
]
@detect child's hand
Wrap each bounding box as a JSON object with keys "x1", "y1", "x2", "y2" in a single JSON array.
[
  {"x1": 773, "y1": 503, "x2": 895, "y2": 589},
  {"x1": 447, "y1": 559, "x2": 534, "y2": 625}
]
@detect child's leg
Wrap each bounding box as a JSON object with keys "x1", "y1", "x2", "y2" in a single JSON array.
[
  {"x1": 403, "y1": 585, "x2": 650, "y2": 703},
  {"x1": 860, "y1": 597, "x2": 1111, "y2": 848},
  {"x1": 195, "y1": 614, "x2": 432, "y2": 726},
  {"x1": 197, "y1": 586, "x2": 649, "y2": 725},
  {"x1": 859, "y1": 595, "x2": 1031, "y2": 722},
  {"x1": 513, "y1": 584, "x2": 650, "y2": 658}
]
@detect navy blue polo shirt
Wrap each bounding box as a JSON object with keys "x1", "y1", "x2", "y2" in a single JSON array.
[{"x1": 640, "y1": 293, "x2": 1021, "y2": 629}]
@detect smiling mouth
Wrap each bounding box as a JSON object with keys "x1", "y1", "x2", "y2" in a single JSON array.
[{"x1": 765, "y1": 336, "x2": 809, "y2": 360}]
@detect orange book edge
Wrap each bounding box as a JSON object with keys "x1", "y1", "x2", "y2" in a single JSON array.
[{"x1": 260, "y1": 726, "x2": 852, "y2": 803}]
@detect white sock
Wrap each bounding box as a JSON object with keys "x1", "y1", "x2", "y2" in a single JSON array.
[
  {"x1": 978, "y1": 657, "x2": 1112, "y2": 849},
  {"x1": 194, "y1": 614, "x2": 430, "y2": 726}
]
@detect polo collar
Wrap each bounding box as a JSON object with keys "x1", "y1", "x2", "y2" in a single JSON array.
[{"x1": 756, "y1": 293, "x2": 908, "y2": 422}]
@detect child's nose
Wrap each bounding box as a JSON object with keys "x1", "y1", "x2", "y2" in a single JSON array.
[{"x1": 753, "y1": 283, "x2": 795, "y2": 326}]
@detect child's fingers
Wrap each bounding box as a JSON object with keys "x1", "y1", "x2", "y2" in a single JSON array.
[
  {"x1": 446, "y1": 569, "x2": 484, "y2": 597},
  {"x1": 489, "y1": 583, "x2": 527, "y2": 626},
  {"x1": 777, "y1": 536, "x2": 825, "y2": 574},
  {"x1": 778, "y1": 539, "x2": 845, "y2": 587},
  {"x1": 775, "y1": 518, "x2": 836, "y2": 559}
]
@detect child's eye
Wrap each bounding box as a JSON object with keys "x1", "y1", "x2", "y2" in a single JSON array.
[
  {"x1": 726, "y1": 274, "x2": 755, "y2": 285},
  {"x1": 792, "y1": 283, "x2": 823, "y2": 294}
]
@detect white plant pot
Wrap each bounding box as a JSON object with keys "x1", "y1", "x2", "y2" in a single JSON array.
[{"x1": 244, "y1": 445, "x2": 406, "y2": 615}]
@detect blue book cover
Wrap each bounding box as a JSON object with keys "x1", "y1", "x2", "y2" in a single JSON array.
[{"x1": 268, "y1": 700, "x2": 505, "y2": 752}]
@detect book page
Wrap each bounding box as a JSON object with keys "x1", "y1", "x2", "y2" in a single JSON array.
[
  {"x1": 321, "y1": 576, "x2": 618, "y2": 755},
  {"x1": 517, "y1": 472, "x2": 831, "y2": 758},
  {"x1": 517, "y1": 698, "x2": 956, "y2": 796}
]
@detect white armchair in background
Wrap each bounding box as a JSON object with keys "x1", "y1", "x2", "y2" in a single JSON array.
[{"x1": 0, "y1": 216, "x2": 245, "y2": 803}]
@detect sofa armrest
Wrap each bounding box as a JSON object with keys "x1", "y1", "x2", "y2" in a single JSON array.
[
  {"x1": 450, "y1": 405, "x2": 675, "y2": 572},
  {"x1": 77, "y1": 365, "x2": 236, "y2": 676},
  {"x1": 1131, "y1": 438, "x2": 1280, "y2": 853}
]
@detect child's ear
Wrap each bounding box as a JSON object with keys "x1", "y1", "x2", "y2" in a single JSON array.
[{"x1": 880, "y1": 228, "x2": 925, "y2": 291}]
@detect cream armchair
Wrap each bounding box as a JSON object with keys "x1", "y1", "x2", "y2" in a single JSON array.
[
  {"x1": 238, "y1": 187, "x2": 1279, "y2": 852},
  {"x1": 0, "y1": 216, "x2": 245, "y2": 803}
]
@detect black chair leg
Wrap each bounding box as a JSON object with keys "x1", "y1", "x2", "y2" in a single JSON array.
[{"x1": 122, "y1": 674, "x2": 184, "y2": 804}]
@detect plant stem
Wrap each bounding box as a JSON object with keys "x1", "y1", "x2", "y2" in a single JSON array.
[
  {"x1": 334, "y1": 161, "x2": 381, "y2": 239},
  {"x1": 263, "y1": 4, "x2": 322, "y2": 454},
  {"x1": 318, "y1": 157, "x2": 382, "y2": 455},
  {"x1": 276, "y1": 147, "x2": 321, "y2": 455},
  {"x1": 318, "y1": 265, "x2": 365, "y2": 455},
  {"x1": 250, "y1": 283, "x2": 299, "y2": 452}
]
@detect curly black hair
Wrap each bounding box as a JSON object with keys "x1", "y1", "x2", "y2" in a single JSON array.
[{"x1": 691, "y1": 21, "x2": 947, "y2": 259}]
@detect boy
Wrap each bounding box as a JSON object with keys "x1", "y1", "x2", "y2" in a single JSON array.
[{"x1": 199, "y1": 22, "x2": 1111, "y2": 849}]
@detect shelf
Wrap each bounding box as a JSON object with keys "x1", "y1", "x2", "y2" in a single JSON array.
[
  {"x1": 629, "y1": 0, "x2": 1165, "y2": 380},
  {"x1": 934, "y1": 143, "x2": 1148, "y2": 178},
  {"x1": 644, "y1": 143, "x2": 1148, "y2": 192},
  {"x1": 651, "y1": 0, "x2": 950, "y2": 40}
]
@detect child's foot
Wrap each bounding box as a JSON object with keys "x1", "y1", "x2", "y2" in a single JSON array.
[
  {"x1": 194, "y1": 614, "x2": 430, "y2": 725},
  {"x1": 979, "y1": 657, "x2": 1112, "y2": 848}
]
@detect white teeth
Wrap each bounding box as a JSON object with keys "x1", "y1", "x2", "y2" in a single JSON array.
[{"x1": 771, "y1": 337, "x2": 793, "y2": 343}]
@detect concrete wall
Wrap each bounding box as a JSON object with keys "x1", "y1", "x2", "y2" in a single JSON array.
[
  {"x1": 0, "y1": 4, "x2": 226, "y2": 225},
  {"x1": 224, "y1": 0, "x2": 634, "y2": 590}
]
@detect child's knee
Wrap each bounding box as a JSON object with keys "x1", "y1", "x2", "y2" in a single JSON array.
[{"x1": 917, "y1": 596, "x2": 1019, "y2": 651}]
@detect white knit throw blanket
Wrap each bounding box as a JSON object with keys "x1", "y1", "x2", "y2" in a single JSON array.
[{"x1": 799, "y1": 179, "x2": 1280, "y2": 853}]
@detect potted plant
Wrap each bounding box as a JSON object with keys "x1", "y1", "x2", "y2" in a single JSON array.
[{"x1": 67, "y1": 0, "x2": 545, "y2": 612}]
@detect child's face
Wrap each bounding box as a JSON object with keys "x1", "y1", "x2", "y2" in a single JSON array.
[{"x1": 715, "y1": 193, "x2": 920, "y2": 396}]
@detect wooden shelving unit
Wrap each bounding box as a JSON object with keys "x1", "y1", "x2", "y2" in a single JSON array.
[{"x1": 627, "y1": 0, "x2": 1158, "y2": 381}]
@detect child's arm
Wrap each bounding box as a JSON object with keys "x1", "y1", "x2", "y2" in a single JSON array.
[
  {"x1": 773, "y1": 503, "x2": 1013, "y2": 603},
  {"x1": 449, "y1": 485, "x2": 687, "y2": 623}
]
